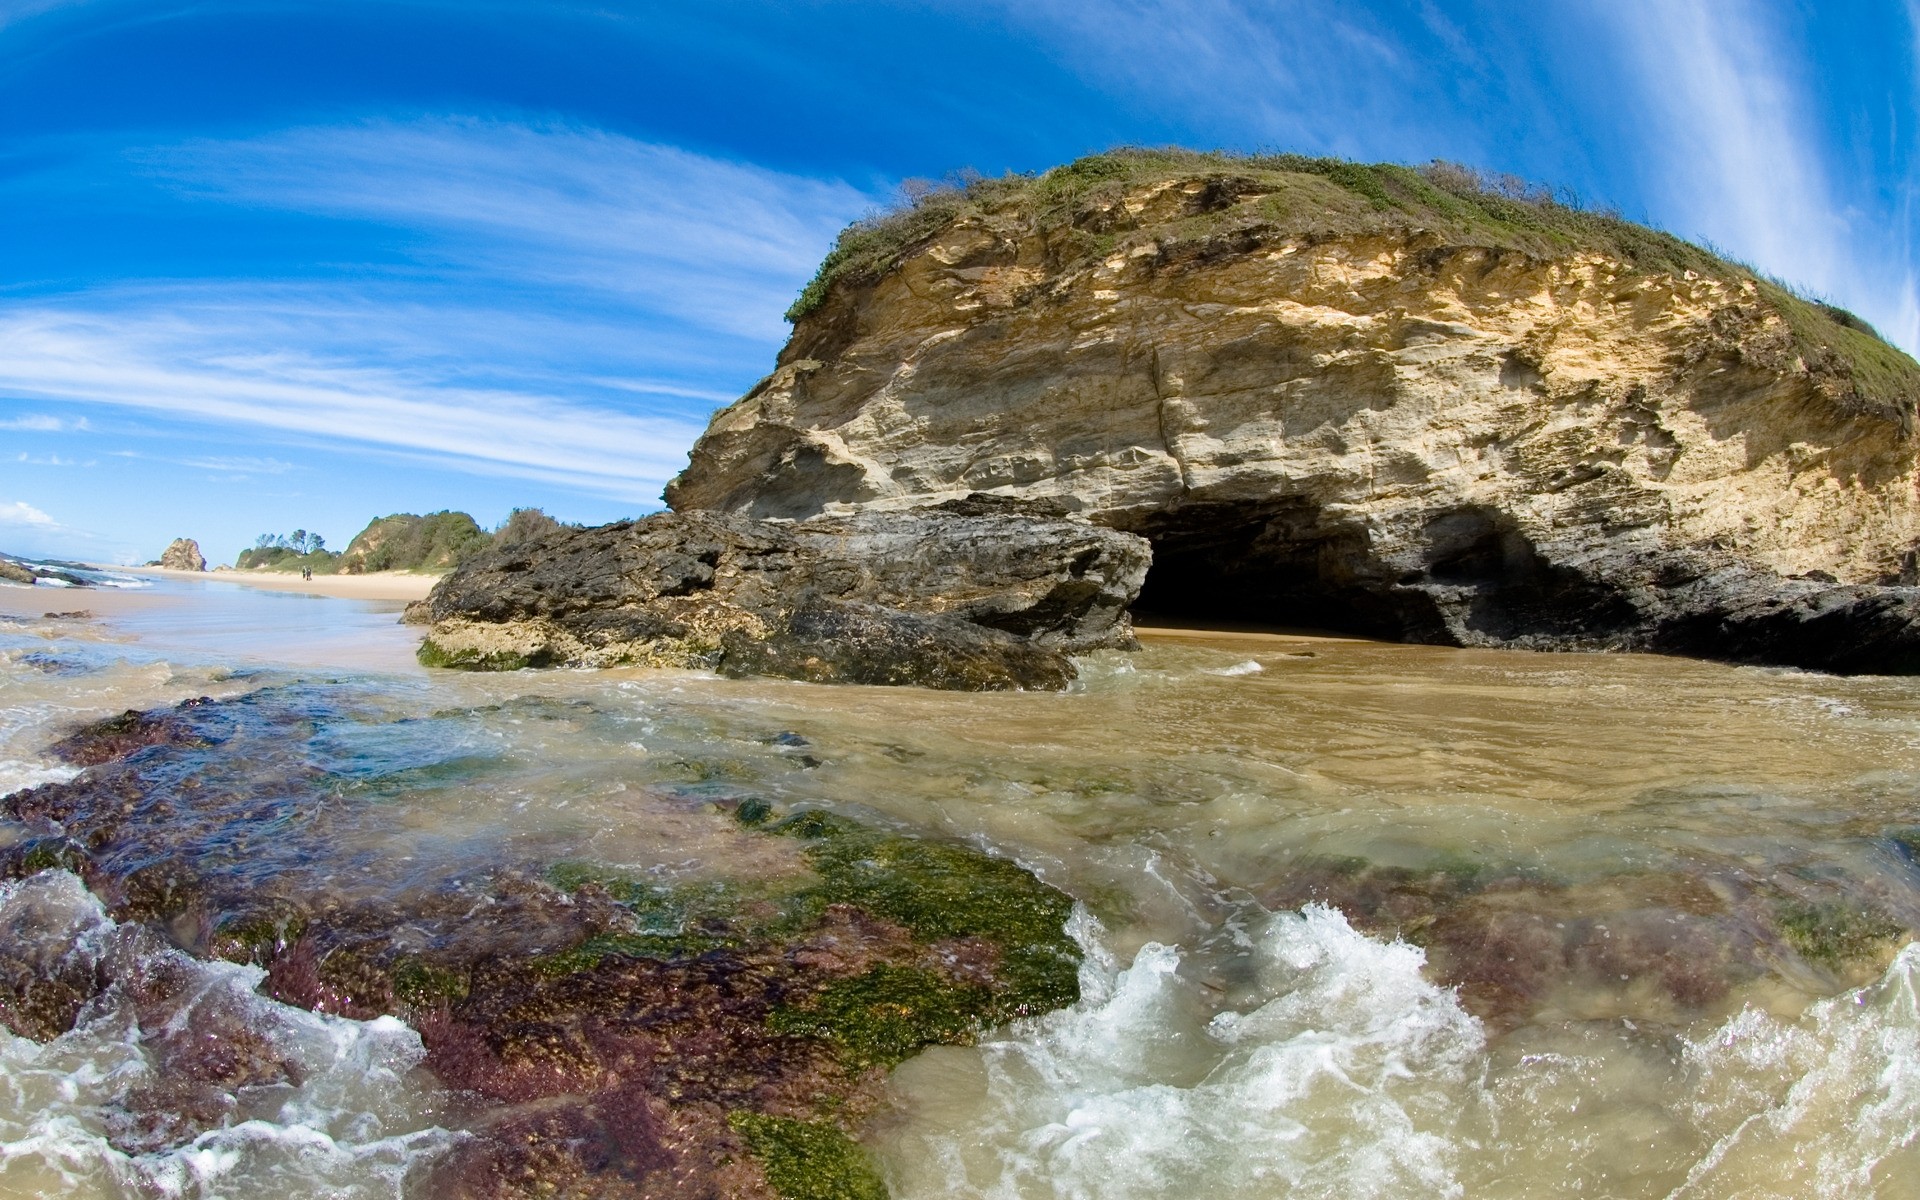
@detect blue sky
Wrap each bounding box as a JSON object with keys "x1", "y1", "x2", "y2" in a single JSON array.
[{"x1": 1, "y1": 0, "x2": 1915, "y2": 564}]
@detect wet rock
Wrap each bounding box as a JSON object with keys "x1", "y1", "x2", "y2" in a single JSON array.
[
  {"x1": 0, "y1": 557, "x2": 32, "y2": 586},
  {"x1": 1264, "y1": 854, "x2": 1912, "y2": 1027},
  {"x1": 416, "y1": 507, "x2": 1149, "y2": 690},
  {"x1": 158, "y1": 538, "x2": 207, "y2": 572},
  {"x1": 44, "y1": 698, "x2": 218, "y2": 766},
  {"x1": 1, "y1": 689, "x2": 1085, "y2": 1198}
]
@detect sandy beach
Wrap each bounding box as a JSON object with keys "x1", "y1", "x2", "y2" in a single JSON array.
[{"x1": 119, "y1": 566, "x2": 440, "y2": 601}]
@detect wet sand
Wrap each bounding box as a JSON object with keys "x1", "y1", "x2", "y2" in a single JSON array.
[{"x1": 121, "y1": 566, "x2": 439, "y2": 601}]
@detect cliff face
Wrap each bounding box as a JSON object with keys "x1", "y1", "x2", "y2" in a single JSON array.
[{"x1": 666, "y1": 155, "x2": 1920, "y2": 663}]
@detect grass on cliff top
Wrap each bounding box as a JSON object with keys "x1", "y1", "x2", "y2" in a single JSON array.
[{"x1": 788, "y1": 147, "x2": 1919, "y2": 416}]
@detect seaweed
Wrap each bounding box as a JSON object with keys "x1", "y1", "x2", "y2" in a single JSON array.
[
  {"x1": 416, "y1": 639, "x2": 547, "y2": 671},
  {"x1": 770, "y1": 963, "x2": 991, "y2": 1069},
  {"x1": 1775, "y1": 899, "x2": 1907, "y2": 967},
  {"x1": 728, "y1": 1112, "x2": 889, "y2": 1200}
]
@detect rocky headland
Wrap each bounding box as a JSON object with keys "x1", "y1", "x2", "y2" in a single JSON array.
[{"x1": 423, "y1": 150, "x2": 1920, "y2": 683}]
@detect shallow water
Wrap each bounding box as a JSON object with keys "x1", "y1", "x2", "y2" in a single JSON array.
[{"x1": 1, "y1": 592, "x2": 1917, "y2": 1197}]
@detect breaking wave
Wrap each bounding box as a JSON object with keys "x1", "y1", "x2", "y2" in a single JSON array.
[
  {"x1": 886, "y1": 903, "x2": 1484, "y2": 1199},
  {"x1": 0, "y1": 871, "x2": 459, "y2": 1199}
]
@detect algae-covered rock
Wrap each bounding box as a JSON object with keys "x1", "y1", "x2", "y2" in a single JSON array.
[
  {"x1": 417, "y1": 506, "x2": 1148, "y2": 690},
  {"x1": 1, "y1": 690, "x2": 1087, "y2": 1199}
]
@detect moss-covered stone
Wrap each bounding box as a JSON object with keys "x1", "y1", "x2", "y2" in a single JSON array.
[
  {"x1": 769, "y1": 809, "x2": 1080, "y2": 1019},
  {"x1": 416, "y1": 638, "x2": 547, "y2": 671},
  {"x1": 0, "y1": 689, "x2": 1089, "y2": 1198},
  {"x1": 1775, "y1": 899, "x2": 1907, "y2": 967},
  {"x1": 770, "y1": 963, "x2": 991, "y2": 1068},
  {"x1": 728, "y1": 1112, "x2": 889, "y2": 1200}
]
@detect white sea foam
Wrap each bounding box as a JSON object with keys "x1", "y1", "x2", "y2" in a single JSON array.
[
  {"x1": 0, "y1": 757, "x2": 78, "y2": 796},
  {"x1": 1670, "y1": 943, "x2": 1920, "y2": 1198},
  {"x1": 886, "y1": 904, "x2": 1483, "y2": 1199},
  {"x1": 1202, "y1": 660, "x2": 1263, "y2": 677},
  {"x1": 0, "y1": 872, "x2": 460, "y2": 1199}
]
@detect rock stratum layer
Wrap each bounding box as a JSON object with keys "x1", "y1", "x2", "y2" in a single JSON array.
[
  {"x1": 419, "y1": 506, "x2": 1148, "y2": 689},
  {"x1": 667, "y1": 152, "x2": 1920, "y2": 673}
]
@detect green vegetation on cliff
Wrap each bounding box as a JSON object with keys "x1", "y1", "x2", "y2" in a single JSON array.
[
  {"x1": 337, "y1": 511, "x2": 490, "y2": 573},
  {"x1": 788, "y1": 147, "x2": 1919, "y2": 419},
  {"x1": 235, "y1": 507, "x2": 577, "y2": 574}
]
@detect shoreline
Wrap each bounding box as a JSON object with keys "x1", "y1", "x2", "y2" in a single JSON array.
[{"x1": 113, "y1": 565, "x2": 441, "y2": 602}]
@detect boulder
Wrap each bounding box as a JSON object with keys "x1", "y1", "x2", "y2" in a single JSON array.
[
  {"x1": 417, "y1": 506, "x2": 1150, "y2": 690},
  {"x1": 158, "y1": 538, "x2": 206, "y2": 572},
  {"x1": 0, "y1": 558, "x2": 33, "y2": 586},
  {"x1": 665, "y1": 151, "x2": 1920, "y2": 674}
]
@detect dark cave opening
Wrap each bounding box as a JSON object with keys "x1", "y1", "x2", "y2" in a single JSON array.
[
  {"x1": 1126, "y1": 498, "x2": 1639, "y2": 646},
  {"x1": 1127, "y1": 498, "x2": 1443, "y2": 642}
]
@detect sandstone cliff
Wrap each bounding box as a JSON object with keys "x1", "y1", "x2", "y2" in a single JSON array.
[{"x1": 667, "y1": 151, "x2": 1920, "y2": 671}]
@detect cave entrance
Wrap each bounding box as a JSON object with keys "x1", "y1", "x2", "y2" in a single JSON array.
[
  {"x1": 1126, "y1": 497, "x2": 1440, "y2": 641},
  {"x1": 1126, "y1": 498, "x2": 1640, "y2": 646}
]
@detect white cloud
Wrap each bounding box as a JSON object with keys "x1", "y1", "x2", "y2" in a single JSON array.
[
  {"x1": 1596, "y1": 0, "x2": 1916, "y2": 353},
  {"x1": 143, "y1": 117, "x2": 878, "y2": 343},
  {"x1": 0, "y1": 500, "x2": 57, "y2": 528},
  {"x1": 0, "y1": 302, "x2": 706, "y2": 503},
  {"x1": 0, "y1": 412, "x2": 85, "y2": 431},
  {"x1": 0, "y1": 120, "x2": 884, "y2": 506}
]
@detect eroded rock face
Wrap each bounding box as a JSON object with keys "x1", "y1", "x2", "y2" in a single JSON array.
[
  {"x1": 666, "y1": 169, "x2": 1920, "y2": 672},
  {"x1": 159, "y1": 538, "x2": 207, "y2": 572},
  {"x1": 417, "y1": 506, "x2": 1149, "y2": 690}
]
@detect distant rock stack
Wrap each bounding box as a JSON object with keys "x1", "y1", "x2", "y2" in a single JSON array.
[{"x1": 159, "y1": 538, "x2": 207, "y2": 572}]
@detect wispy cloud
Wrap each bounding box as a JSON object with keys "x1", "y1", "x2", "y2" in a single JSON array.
[
  {"x1": 144, "y1": 117, "x2": 877, "y2": 343},
  {"x1": 15, "y1": 451, "x2": 86, "y2": 466},
  {"x1": 0, "y1": 499, "x2": 57, "y2": 528},
  {"x1": 0, "y1": 302, "x2": 704, "y2": 503},
  {"x1": 109, "y1": 449, "x2": 295, "y2": 475},
  {"x1": 1594, "y1": 0, "x2": 1916, "y2": 352},
  {"x1": 0, "y1": 119, "x2": 883, "y2": 505},
  {"x1": 0, "y1": 412, "x2": 87, "y2": 431}
]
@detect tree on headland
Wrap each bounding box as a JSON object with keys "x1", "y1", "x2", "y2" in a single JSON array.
[
  {"x1": 236, "y1": 508, "x2": 581, "y2": 573},
  {"x1": 493, "y1": 507, "x2": 577, "y2": 549}
]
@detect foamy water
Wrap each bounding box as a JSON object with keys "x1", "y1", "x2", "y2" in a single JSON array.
[
  {"x1": 0, "y1": 872, "x2": 458, "y2": 1199},
  {"x1": 1, "y1": 592, "x2": 1918, "y2": 1196}
]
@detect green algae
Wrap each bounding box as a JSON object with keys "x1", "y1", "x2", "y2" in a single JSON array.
[
  {"x1": 416, "y1": 640, "x2": 544, "y2": 671},
  {"x1": 728, "y1": 1112, "x2": 888, "y2": 1200},
  {"x1": 1775, "y1": 899, "x2": 1907, "y2": 967},
  {"x1": 14, "y1": 837, "x2": 85, "y2": 876},
  {"x1": 537, "y1": 862, "x2": 831, "y2": 970},
  {"x1": 539, "y1": 806, "x2": 1081, "y2": 1072},
  {"x1": 768, "y1": 809, "x2": 1080, "y2": 1019},
  {"x1": 207, "y1": 910, "x2": 307, "y2": 965},
  {"x1": 391, "y1": 958, "x2": 469, "y2": 1005},
  {"x1": 770, "y1": 963, "x2": 992, "y2": 1069}
]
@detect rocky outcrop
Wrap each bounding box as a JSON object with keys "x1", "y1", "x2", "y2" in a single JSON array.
[
  {"x1": 417, "y1": 506, "x2": 1149, "y2": 690},
  {"x1": 158, "y1": 538, "x2": 206, "y2": 572},
  {"x1": 0, "y1": 558, "x2": 32, "y2": 586},
  {"x1": 666, "y1": 151, "x2": 1920, "y2": 673}
]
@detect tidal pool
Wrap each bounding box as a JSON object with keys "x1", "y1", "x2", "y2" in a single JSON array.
[{"x1": 0, "y1": 588, "x2": 1915, "y2": 1197}]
